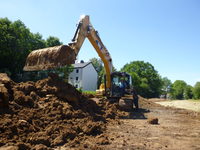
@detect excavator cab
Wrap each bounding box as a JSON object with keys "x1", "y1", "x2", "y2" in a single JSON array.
[{"x1": 106, "y1": 72, "x2": 132, "y2": 98}]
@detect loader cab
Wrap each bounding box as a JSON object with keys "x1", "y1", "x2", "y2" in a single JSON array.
[{"x1": 108, "y1": 72, "x2": 132, "y2": 98}]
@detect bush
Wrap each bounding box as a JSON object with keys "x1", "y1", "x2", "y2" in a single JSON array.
[
  {"x1": 193, "y1": 82, "x2": 200, "y2": 99},
  {"x1": 170, "y1": 80, "x2": 187, "y2": 99},
  {"x1": 121, "y1": 61, "x2": 162, "y2": 98}
]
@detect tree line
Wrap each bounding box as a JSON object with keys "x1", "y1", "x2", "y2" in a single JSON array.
[
  {"x1": 0, "y1": 18, "x2": 62, "y2": 80},
  {"x1": 90, "y1": 58, "x2": 200, "y2": 100},
  {"x1": 1, "y1": 18, "x2": 199, "y2": 99}
]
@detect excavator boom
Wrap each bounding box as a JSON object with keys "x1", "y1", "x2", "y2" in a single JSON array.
[
  {"x1": 24, "y1": 15, "x2": 113, "y2": 90},
  {"x1": 23, "y1": 15, "x2": 136, "y2": 109}
]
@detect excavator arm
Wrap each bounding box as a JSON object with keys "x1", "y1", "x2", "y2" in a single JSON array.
[
  {"x1": 69, "y1": 15, "x2": 113, "y2": 90},
  {"x1": 24, "y1": 15, "x2": 113, "y2": 90}
]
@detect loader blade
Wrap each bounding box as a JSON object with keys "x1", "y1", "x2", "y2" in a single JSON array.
[{"x1": 23, "y1": 45, "x2": 76, "y2": 71}]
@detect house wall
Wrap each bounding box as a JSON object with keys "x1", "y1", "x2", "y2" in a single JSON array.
[
  {"x1": 68, "y1": 63, "x2": 98, "y2": 91},
  {"x1": 68, "y1": 68, "x2": 83, "y2": 89},
  {"x1": 82, "y1": 64, "x2": 98, "y2": 91}
]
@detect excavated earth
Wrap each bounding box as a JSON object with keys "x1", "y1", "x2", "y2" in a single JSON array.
[
  {"x1": 1, "y1": 73, "x2": 200, "y2": 150},
  {"x1": 0, "y1": 73, "x2": 125, "y2": 150}
]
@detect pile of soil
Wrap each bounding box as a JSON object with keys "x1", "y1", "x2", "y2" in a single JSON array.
[{"x1": 0, "y1": 73, "x2": 124, "y2": 149}]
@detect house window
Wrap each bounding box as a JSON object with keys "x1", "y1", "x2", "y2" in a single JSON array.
[
  {"x1": 75, "y1": 84, "x2": 78, "y2": 88},
  {"x1": 76, "y1": 69, "x2": 79, "y2": 73},
  {"x1": 76, "y1": 77, "x2": 78, "y2": 81}
]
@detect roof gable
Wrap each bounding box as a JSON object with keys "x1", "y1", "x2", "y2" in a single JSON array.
[{"x1": 73, "y1": 62, "x2": 91, "y2": 68}]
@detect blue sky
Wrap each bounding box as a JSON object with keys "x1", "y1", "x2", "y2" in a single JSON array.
[{"x1": 0, "y1": 0, "x2": 200, "y2": 86}]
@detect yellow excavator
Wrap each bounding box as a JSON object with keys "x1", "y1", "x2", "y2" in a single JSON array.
[{"x1": 24, "y1": 15, "x2": 137, "y2": 109}]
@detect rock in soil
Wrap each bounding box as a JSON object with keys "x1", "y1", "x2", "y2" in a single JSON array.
[{"x1": 147, "y1": 117, "x2": 159, "y2": 124}]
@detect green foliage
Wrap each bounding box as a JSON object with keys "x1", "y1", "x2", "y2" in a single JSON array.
[
  {"x1": 20, "y1": 65, "x2": 73, "y2": 82},
  {"x1": 0, "y1": 17, "x2": 63, "y2": 81},
  {"x1": 184, "y1": 85, "x2": 193, "y2": 99},
  {"x1": 77, "y1": 87, "x2": 83, "y2": 93},
  {"x1": 90, "y1": 58, "x2": 103, "y2": 73},
  {"x1": 53, "y1": 65, "x2": 74, "y2": 82},
  {"x1": 161, "y1": 77, "x2": 172, "y2": 97},
  {"x1": 90, "y1": 57, "x2": 117, "y2": 89},
  {"x1": 170, "y1": 80, "x2": 193, "y2": 100},
  {"x1": 0, "y1": 18, "x2": 46, "y2": 78},
  {"x1": 46, "y1": 36, "x2": 63, "y2": 47},
  {"x1": 193, "y1": 82, "x2": 200, "y2": 99},
  {"x1": 0, "y1": 18, "x2": 31, "y2": 77},
  {"x1": 30, "y1": 33, "x2": 46, "y2": 50},
  {"x1": 90, "y1": 58, "x2": 104, "y2": 88},
  {"x1": 82, "y1": 91, "x2": 96, "y2": 95},
  {"x1": 121, "y1": 61, "x2": 162, "y2": 98},
  {"x1": 170, "y1": 80, "x2": 187, "y2": 99}
]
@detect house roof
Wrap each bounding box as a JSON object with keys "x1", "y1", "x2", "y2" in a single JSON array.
[{"x1": 73, "y1": 62, "x2": 91, "y2": 68}]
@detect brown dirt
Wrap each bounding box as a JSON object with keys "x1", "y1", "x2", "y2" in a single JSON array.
[
  {"x1": 147, "y1": 117, "x2": 159, "y2": 125},
  {"x1": 94, "y1": 98, "x2": 200, "y2": 150},
  {"x1": 0, "y1": 73, "x2": 125, "y2": 149},
  {"x1": 23, "y1": 45, "x2": 76, "y2": 71},
  {"x1": 1, "y1": 73, "x2": 200, "y2": 150}
]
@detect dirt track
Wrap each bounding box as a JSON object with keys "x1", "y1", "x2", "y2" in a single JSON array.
[
  {"x1": 100, "y1": 98, "x2": 200, "y2": 150},
  {"x1": 156, "y1": 100, "x2": 200, "y2": 112},
  {"x1": 59, "y1": 98, "x2": 200, "y2": 150},
  {"x1": 1, "y1": 74, "x2": 200, "y2": 150}
]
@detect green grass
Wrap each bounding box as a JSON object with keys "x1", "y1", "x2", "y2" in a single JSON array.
[
  {"x1": 169, "y1": 99, "x2": 200, "y2": 102},
  {"x1": 82, "y1": 91, "x2": 96, "y2": 95},
  {"x1": 188, "y1": 99, "x2": 200, "y2": 102}
]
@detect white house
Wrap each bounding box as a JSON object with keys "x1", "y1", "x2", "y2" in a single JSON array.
[{"x1": 68, "y1": 61, "x2": 98, "y2": 91}]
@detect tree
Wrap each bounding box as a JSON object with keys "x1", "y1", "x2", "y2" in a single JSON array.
[
  {"x1": 30, "y1": 33, "x2": 46, "y2": 50},
  {"x1": 170, "y1": 80, "x2": 187, "y2": 99},
  {"x1": 0, "y1": 18, "x2": 62, "y2": 81},
  {"x1": 53, "y1": 65, "x2": 74, "y2": 82},
  {"x1": 90, "y1": 57, "x2": 117, "y2": 88},
  {"x1": 161, "y1": 77, "x2": 172, "y2": 98},
  {"x1": 90, "y1": 58, "x2": 103, "y2": 73},
  {"x1": 121, "y1": 61, "x2": 162, "y2": 98},
  {"x1": 193, "y1": 82, "x2": 200, "y2": 99},
  {"x1": 0, "y1": 18, "x2": 34, "y2": 78},
  {"x1": 184, "y1": 85, "x2": 193, "y2": 99},
  {"x1": 46, "y1": 36, "x2": 63, "y2": 47},
  {"x1": 90, "y1": 58, "x2": 104, "y2": 88}
]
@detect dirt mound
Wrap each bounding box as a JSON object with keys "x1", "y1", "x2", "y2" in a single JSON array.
[
  {"x1": 139, "y1": 96, "x2": 162, "y2": 109},
  {"x1": 0, "y1": 74, "x2": 15, "y2": 108},
  {"x1": 0, "y1": 73, "x2": 123, "y2": 149}
]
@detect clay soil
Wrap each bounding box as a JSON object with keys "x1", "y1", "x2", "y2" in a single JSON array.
[
  {"x1": 1, "y1": 73, "x2": 200, "y2": 150},
  {"x1": 0, "y1": 73, "x2": 125, "y2": 150},
  {"x1": 97, "y1": 98, "x2": 200, "y2": 150}
]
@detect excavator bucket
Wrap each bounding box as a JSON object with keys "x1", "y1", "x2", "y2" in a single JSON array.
[{"x1": 23, "y1": 45, "x2": 76, "y2": 71}]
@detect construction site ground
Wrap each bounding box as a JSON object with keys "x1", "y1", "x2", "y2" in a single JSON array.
[
  {"x1": 0, "y1": 73, "x2": 200, "y2": 150},
  {"x1": 100, "y1": 98, "x2": 200, "y2": 150},
  {"x1": 155, "y1": 99, "x2": 200, "y2": 112}
]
